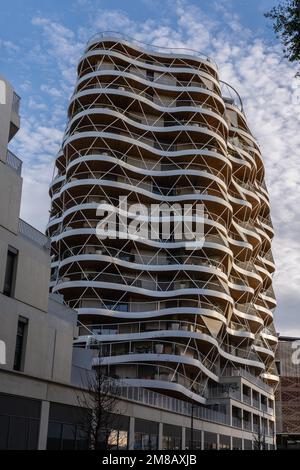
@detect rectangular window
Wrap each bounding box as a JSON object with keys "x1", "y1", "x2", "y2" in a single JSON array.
[
  {"x1": 3, "y1": 247, "x2": 18, "y2": 297},
  {"x1": 186, "y1": 429, "x2": 202, "y2": 450},
  {"x1": 219, "y1": 434, "x2": 231, "y2": 450},
  {"x1": 162, "y1": 424, "x2": 182, "y2": 450},
  {"x1": 13, "y1": 317, "x2": 28, "y2": 371},
  {"x1": 232, "y1": 437, "x2": 243, "y2": 450},
  {"x1": 203, "y1": 431, "x2": 218, "y2": 450}
]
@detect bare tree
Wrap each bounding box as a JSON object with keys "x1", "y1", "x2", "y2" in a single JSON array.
[
  {"x1": 253, "y1": 424, "x2": 267, "y2": 450},
  {"x1": 77, "y1": 360, "x2": 122, "y2": 450}
]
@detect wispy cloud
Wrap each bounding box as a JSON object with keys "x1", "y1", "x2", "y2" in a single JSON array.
[{"x1": 0, "y1": 38, "x2": 20, "y2": 53}]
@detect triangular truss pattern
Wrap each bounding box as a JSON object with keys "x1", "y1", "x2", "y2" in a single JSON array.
[{"x1": 47, "y1": 36, "x2": 278, "y2": 404}]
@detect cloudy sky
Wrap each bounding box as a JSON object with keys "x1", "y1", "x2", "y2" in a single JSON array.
[{"x1": 0, "y1": 0, "x2": 299, "y2": 335}]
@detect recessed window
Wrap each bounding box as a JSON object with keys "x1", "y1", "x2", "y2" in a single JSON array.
[
  {"x1": 3, "y1": 247, "x2": 18, "y2": 297},
  {"x1": 13, "y1": 317, "x2": 28, "y2": 371}
]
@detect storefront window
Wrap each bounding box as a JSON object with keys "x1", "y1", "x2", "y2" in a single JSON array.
[{"x1": 134, "y1": 432, "x2": 158, "y2": 450}]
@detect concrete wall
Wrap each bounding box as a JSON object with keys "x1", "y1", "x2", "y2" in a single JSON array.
[
  {"x1": 47, "y1": 295, "x2": 78, "y2": 383},
  {"x1": 0, "y1": 293, "x2": 77, "y2": 382},
  {"x1": 0, "y1": 225, "x2": 50, "y2": 311},
  {"x1": 0, "y1": 103, "x2": 77, "y2": 384},
  {"x1": 0, "y1": 75, "x2": 13, "y2": 162},
  {"x1": 0, "y1": 161, "x2": 22, "y2": 234}
]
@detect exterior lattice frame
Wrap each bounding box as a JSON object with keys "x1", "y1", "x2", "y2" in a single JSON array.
[{"x1": 47, "y1": 33, "x2": 278, "y2": 404}]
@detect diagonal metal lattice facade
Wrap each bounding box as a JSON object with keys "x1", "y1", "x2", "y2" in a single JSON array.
[
  {"x1": 275, "y1": 338, "x2": 300, "y2": 436},
  {"x1": 47, "y1": 32, "x2": 278, "y2": 405}
]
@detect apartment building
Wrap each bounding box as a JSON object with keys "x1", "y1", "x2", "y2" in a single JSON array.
[
  {"x1": 46, "y1": 33, "x2": 278, "y2": 449},
  {"x1": 276, "y1": 336, "x2": 300, "y2": 449}
]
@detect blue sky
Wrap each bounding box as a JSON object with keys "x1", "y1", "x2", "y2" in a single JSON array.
[
  {"x1": 0, "y1": 0, "x2": 280, "y2": 100},
  {"x1": 0, "y1": 0, "x2": 299, "y2": 335}
]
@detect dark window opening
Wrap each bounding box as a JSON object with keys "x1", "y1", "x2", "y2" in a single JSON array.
[
  {"x1": 13, "y1": 317, "x2": 28, "y2": 371},
  {"x1": 3, "y1": 247, "x2": 18, "y2": 297},
  {"x1": 146, "y1": 69, "x2": 154, "y2": 81}
]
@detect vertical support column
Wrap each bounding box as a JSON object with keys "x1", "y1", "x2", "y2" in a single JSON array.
[
  {"x1": 201, "y1": 430, "x2": 204, "y2": 450},
  {"x1": 181, "y1": 426, "x2": 186, "y2": 450},
  {"x1": 37, "y1": 400, "x2": 50, "y2": 450},
  {"x1": 216, "y1": 433, "x2": 220, "y2": 450},
  {"x1": 228, "y1": 402, "x2": 232, "y2": 427},
  {"x1": 239, "y1": 381, "x2": 243, "y2": 402},
  {"x1": 158, "y1": 422, "x2": 163, "y2": 450},
  {"x1": 128, "y1": 416, "x2": 135, "y2": 450}
]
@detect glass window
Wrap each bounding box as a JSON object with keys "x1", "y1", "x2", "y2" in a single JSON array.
[
  {"x1": 117, "y1": 430, "x2": 128, "y2": 450},
  {"x1": 107, "y1": 429, "x2": 119, "y2": 449},
  {"x1": 0, "y1": 393, "x2": 40, "y2": 419},
  {"x1": 0, "y1": 415, "x2": 9, "y2": 449},
  {"x1": 8, "y1": 416, "x2": 28, "y2": 449},
  {"x1": 0, "y1": 415, "x2": 39, "y2": 450},
  {"x1": 75, "y1": 426, "x2": 89, "y2": 450},
  {"x1": 13, "y1": 317, "x2": 28, "y2": 371},
  {"x1": 162, "y1": 435, "x2": 171, "y2": 450},
  {"x1": 108, "y1": 429, "x2": 128, "y2": 450},
  {"x1": 186, "y1": 429, "x2": 202, "y2": 450},
  {"x1": 3, "y1": 248, "x2": 18, "y2": 297},
  {"x1": 232, "y1": 437, "x2": 243, "y2": 450},
  {"x1": 244, "y1": 439, "x2": 253, "y2": 450},
  {"x1": 162, "y1": 435, "x2": 181, "y2": 450},
  {"x1": 219, "y1": 434, "x2": 231, "y2": 450},
  {"x1": 47, "y1": 422, "x2": 63, "y2": 450},
  {"x1": 204, "y1": 431, "x2": 217, "y2": 450},
  {"x1": 28, "y1": 419, "x2": 39, "y2": 450},
  {"x1": 163, "y1": 424, "x2": 182, "y2": 450},
  {"x1": 134, "y1": 432, "x2": 158, "y2": 450},
  {"x1": 62, "y1": 424, "x2": 76, "y2": 450}
]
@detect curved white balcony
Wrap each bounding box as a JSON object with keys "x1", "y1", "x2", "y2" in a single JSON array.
[
  {"x1": 87, "y1": 334, "x2": 263, "y2": 371},
  {"x1": 233, "y1": 306, "x2": 264, "y2": 328},
  {"x1": 65, "y1": 150, "x2": 229, "y2": 184},
  {"x1": 73, "y1": 298, "x2": 226, "y2": 323},
  {"x1": 52, "y1": 273, "x2": 233, "y2": 303},
  {"x1": 51, "y1": 198, "x2": 230, "y2": 238},
  {"x1": 67, "y1": 90, "x2": 227, "y2": 140},
  {"x1": 58, "y1": 247, "x2": 228, "y2": 279},
  {"x1": 253, "y1": 343, "x2": 275, "y2": 358},
  {"x1": 75, "y1": 68, "x2": 221, "y2": 103},
  {"x1": 80, "y1": 40, "x2": 218, "y2": 77},
  {"x1": 262, "y1": 372, "x2": 280, "y2": 383},
  {"x1": 67, "y1": 103, "x2": 228, "y2": 140},
  {"x1": 91, "y1": 360, "x2": 208, "y2": 404},
  {"x1": 54, "y1": 180, "x2": 231, "y2": 219},
  {"x1": 226, "y1": 321, "x2": 255, "y2": 340}
]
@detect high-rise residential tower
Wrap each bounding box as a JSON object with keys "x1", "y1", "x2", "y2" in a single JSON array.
[{"x1": 47, "y1": 33, "x2": 278, "y2": 420}]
